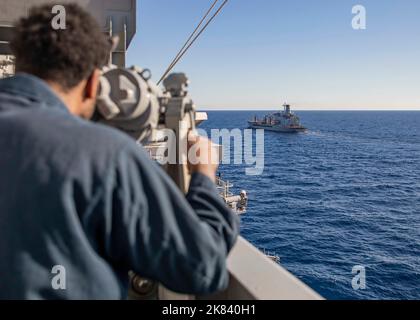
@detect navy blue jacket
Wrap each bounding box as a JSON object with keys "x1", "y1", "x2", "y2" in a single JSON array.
[{"x1": 0, "y1": 74, "x2": 239, "y2": 299}]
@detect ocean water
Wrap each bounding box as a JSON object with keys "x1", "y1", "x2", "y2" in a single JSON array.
[{"x1": 200, "y1": 111, "x2": 420, "y2": 300}]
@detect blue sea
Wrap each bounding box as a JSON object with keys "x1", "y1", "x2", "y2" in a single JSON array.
[{"x1": 200, "y1": 111, "x2": 420, "y2": 300}]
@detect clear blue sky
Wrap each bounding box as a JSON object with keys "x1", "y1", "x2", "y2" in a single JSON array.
[{"x1": 127, "y1": 0, "x2": 420, "y2": 110}]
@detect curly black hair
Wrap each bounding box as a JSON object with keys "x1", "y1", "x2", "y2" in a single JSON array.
[{"x1": 10, "y1": 3, "x2": 111, "y2": 90}]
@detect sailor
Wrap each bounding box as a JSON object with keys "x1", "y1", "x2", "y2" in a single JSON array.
[{"x1": 0, "y1": 4, "x2": 239, "y2": 299}]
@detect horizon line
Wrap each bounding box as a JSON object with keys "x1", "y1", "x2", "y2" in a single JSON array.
[{"x1": 198, "y1": 108, "x2": 420, "y2": 112}]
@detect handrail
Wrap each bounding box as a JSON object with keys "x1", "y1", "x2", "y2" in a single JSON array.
[
  {"x1": 202, "y1": 237, "x2": 323, "y2": 300},
  {"x1": 144, "y1": 237, "x2": 323, "y2": 300}
]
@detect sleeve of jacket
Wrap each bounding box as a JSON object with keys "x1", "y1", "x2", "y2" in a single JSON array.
[{"x1": 98, "y1": 143, "x2": 240, "y2": 295}]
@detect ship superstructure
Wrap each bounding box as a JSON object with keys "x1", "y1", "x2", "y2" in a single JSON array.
[
  {"x1": 216, "y1": 175, "x2": 248, "y2": 215},
  {"x1": 249, "y1": 103, "x2": 307, "y2": 133},
  {"x1": 144, "y1": 144, "x2": 248, "y2": 215}
]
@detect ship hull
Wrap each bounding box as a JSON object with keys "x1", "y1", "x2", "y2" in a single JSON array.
[{"x1": 248, "y1": 123, "x2": 307, "y2": 133}]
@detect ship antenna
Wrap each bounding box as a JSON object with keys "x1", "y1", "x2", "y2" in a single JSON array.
[{"x1": 157, "y1": 0, "x2": 230, "y2": 85}]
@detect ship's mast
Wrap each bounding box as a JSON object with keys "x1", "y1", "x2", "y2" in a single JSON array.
[{"x1": 283, "y1": 103, "x2": 291, "y2": 115}]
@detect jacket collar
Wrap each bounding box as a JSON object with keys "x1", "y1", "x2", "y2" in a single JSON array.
[{"x1": 0, "y1": 73, "x2": 70, "y2": 114}]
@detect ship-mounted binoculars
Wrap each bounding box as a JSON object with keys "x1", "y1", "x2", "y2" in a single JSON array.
[
  {"x1": 95, "y1": 65, "x2": 207, "y2": 194},
  {"x1": 95, "y1": 65, "x2": 196, "y2": 144},
  {"x1": 94, "y1": 64, "x2": 210, "y2": 299}
]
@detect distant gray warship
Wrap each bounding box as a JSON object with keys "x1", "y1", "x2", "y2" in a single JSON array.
[{"x1": 249, "y1": 103, "x2": 307, "y2": 133}]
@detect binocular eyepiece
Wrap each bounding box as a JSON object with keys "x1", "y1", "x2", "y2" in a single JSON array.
[{"x1": 95, "y1": 65, "x2": 193, "y2": 143}]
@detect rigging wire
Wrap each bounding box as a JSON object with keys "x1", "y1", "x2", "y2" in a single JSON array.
[
  {"x1": 157, "y1": 0, "x2": 220, "y2": 85},
  {"x1": 157, "y1": 0, "x2": 229, "y2": 85}
]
